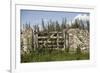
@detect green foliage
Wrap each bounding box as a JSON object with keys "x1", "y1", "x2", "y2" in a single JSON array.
[
  {"x1": 21, "y1": 53, "x2": 33, "y2": 63},
  {"x1": 71, "y1": 19, "x2": 80, "y2": 28},
  {"x1": 87, "y1": 20, "x2": 90, "y2": 32},
  {"x1": 40, "y1": 18, "x2": 68, "y2": 32},
  {"x1": 21, "y1": 48, "x2": 89, "y2": 63},
  {"x1": 56, "y1": 21, "x2": 60, "y2": 31},
  {"x1": 24, "y1": 17, "x2": 89, "y2": 34},
  {"x1": 76, "y1": 45, "x2": 81, "y2": 60}
]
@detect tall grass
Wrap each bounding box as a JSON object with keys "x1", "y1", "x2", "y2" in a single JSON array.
[{"x1": 21, "y1": 48, "x2": 89, "y2": 63}]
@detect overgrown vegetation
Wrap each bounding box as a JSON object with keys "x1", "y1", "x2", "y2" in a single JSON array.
[
  {"x1": 21, "y1": 48, "x2": 89, "y2": 63},
  {"x1": 24, "y1": 18, "x2": 90, "y2": 33}
]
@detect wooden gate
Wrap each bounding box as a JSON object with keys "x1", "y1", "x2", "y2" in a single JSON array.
[{"x1": 33, "y1": 30, "x2": 69, "y2": 51}]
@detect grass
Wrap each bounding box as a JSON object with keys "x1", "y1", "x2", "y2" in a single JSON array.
[{"x1": 21, "y1": 48, "x2": 89, "y2": 63}]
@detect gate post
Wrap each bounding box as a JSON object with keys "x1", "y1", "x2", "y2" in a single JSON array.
[
  {"x1": 57, "y1": 32, "x2": 59, "y2": 49},
  {"x1": 63, "y1": 30, "x2": 66, "y2": 50},
  {"x1": 34, "y1": 31, "x2": 38, "y2": 51}
]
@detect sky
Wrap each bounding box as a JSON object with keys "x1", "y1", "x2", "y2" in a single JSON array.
[{"x1": 20, "y1": 10, "x2": 89, "y2": 27}]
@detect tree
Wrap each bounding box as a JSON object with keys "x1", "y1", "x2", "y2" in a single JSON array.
[
  {"x1": 80, "y1": 20, "x2": 85, "y2": 29},
  {"x1": 25, "y1": 22, "x2": 28, "y2": 29},
  {"x1": 49, "y1": 19, "x2": 55, "y2": 31},
  {"x1": 47, "y1": 22, "x2": 50, "y2": 32},
  {"x1": 86, "y1": 20, "x2": 90, "y2": 32},
  {"x1": 41, "y1": 18, "x2": 46, "y2": 31},
  {"x1": 56, "y1": 21, "x2": 60, "y2": 31},
  {"x1": 28, "y1": 22, "x2": 31, "y2": 28},
  {"x1": 61, "y1": 18, "x2": 67, "y2": 30},
  {"x1": 33, "y1": 25, "x2": 37, "y2": 32},
  {"x1": 71, "y1": 19, "x2": 80, "y2": 28}
]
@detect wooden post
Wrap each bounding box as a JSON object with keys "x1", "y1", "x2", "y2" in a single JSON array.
[
  {"x1": 33, "y1": 31, "x2": 36, "y2": 51},
  {"x1": 63, "y1": 30, "x2": 66, "y2": 50},
  {"x1": 66, "y1": 32, "x2": 69, "y2": 52},
  {"x1": 36, "y1": 32, "x2": 38, "y2": 49},
  {"x1": 34, "y1": 31, "x2": 38, "y2": 50},
  {"x1": 57, "y1": 32, "x2": 59, "y2": 49}
]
